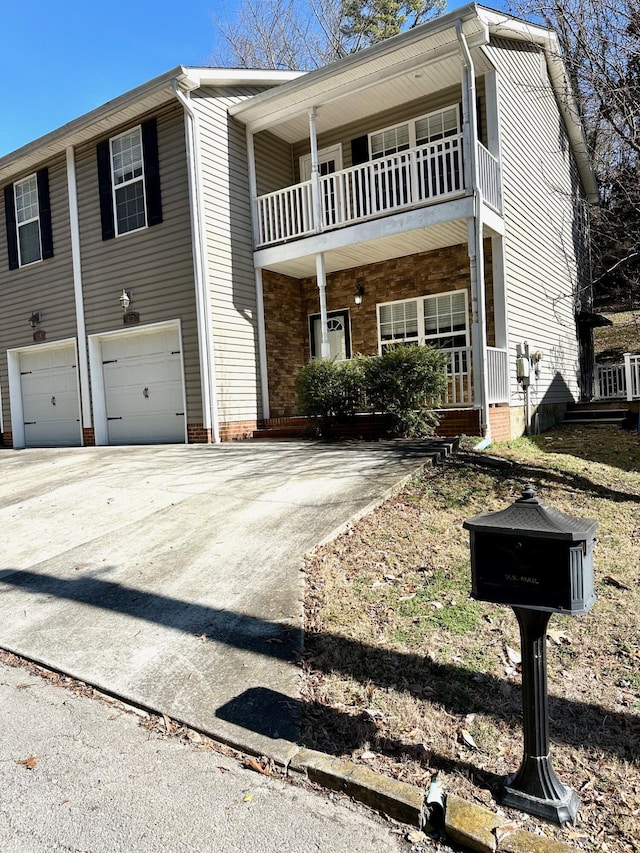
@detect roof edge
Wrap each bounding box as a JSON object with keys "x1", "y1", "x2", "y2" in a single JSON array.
[{"x1": 0, "y1": 66, "x2": 302, "y2": 181}]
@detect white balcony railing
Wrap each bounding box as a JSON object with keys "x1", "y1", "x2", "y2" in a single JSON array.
[
  {"x1": 595, "y1": 354, "x2": 640, "y2": 400},
  {"x1": 487, "y1": 346, "x2": 509, "y2": 403},
  {"x1": 255, "y1": 136, "x2": 501, "y2": 248}
]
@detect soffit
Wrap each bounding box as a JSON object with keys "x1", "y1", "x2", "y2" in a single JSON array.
[{"x1": 259, "y1": 220, "x2": 469, "y2": 278}]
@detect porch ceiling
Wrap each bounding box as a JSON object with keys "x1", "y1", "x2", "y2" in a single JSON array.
[
  {"x1": 230, "y1": 9, "x2": 493, "y2": 144},
  {"x1": 258, "y1": 218, "x2": 469, "y2": 278}
]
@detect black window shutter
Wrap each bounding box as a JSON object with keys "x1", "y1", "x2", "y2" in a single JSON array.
[
  {"x1": 4, "y1": 184, "x2": 19, "y2": 270},
  {"x1": 141, "y1": 118, "x2": 162, "y2": 227},
  {"x1": 37, "y1": 168, "x2": 54, "y2": 259},
  {"x1": 96, "y1": 139, "x2": 115, "y2": 241},
  {"x1": 351, "y1": 135, "x2": 369, "y2": 166}
]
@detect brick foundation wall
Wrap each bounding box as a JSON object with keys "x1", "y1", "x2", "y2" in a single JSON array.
[
  {"x1": 187, "y1": 423, "x2": 213, "y2": 444},
  {"x1": 262, "y1": 242, "x2": 494, "y2": 417},
  {"x1": 82, "y1": 428, "x2": 96, "y2": 447},
  {"x1": 488, "y1": 404, "x2": 511, "y2": 442},
  {"x1": 435, "y1": 408, "x2": 482, "y2": 437},
  {"x1": 1, "y1": 432, "x2": 12, "y2": 448},
  {"x1": 218, "y1": 420, "x2": 258, "y2": 441}
]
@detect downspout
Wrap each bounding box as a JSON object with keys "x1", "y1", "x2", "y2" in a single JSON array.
[
  {"x1": 66, "y1": 145, "x2": 92, "y2": 444},
  {"x1": 456, "y1": 21, "x2": 491, "y2": 441},
  {"x1": 246, "y1": 126, "x2": 270, "y2": 420},
  {"x1": 172, "y1": 79, "x2": 221, "y2": 443}
]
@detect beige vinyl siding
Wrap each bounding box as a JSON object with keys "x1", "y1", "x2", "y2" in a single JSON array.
[
  {"x1": 192, "y1": 86, "x2": 269, "y2": 424},
  {"x1": 486, "y1": 38, "x2": 584, "y2": 407},
  {"x1": 0, "y1": 153, "x2": 76, "y2": 433},
  {"x1": 254, "y1": 131, "x2": 294, "y2": 196},
  {"x1": 74, "y1": 102, "x2": 202, "y2": 423}
]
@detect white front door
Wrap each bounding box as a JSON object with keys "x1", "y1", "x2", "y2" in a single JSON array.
[
  {"x1": 310, "y1": 309, "x2": 351, "y2": 361},
  {"x1": 17, "y1": 343, "x2": 81, "y2": 447},
  {"x1": 98, "y1": 326, "x2": 186, "y2": 445}
]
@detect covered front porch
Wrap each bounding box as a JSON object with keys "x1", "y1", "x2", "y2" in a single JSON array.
[{"x1": 258, "y1": 242, "x2": 510, "y2": 432}]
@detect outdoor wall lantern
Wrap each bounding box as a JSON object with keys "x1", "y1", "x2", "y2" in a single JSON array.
[
  {"x1": 119, "y1": 289, "x2": 132, "y2": 312},
  {"x1": 464, "y1": 484, "x2": 597, "y2": 825},
  {"x1": 28, "y1": 312, "x2": 42, "y2": 329},
  {"x1": 354, "y1": 285, "x2": 365, "y2": 306}
]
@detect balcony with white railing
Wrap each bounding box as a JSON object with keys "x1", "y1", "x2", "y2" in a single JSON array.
[{"x1": 255, "y1": 137, "x2": 501, "y2": 249}]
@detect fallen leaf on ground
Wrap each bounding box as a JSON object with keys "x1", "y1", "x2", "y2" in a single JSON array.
[
  {"x1": 506, "y1": 646, "x2": 521, "y2": 665},
  {"x1": 243, "y1": 757, "x2": 271, "y2": 776},
  {"x1": 604, "y1": 575, "x2": 631, "y2": 590},
  {"x1": 18, "y1": 755, "x2": 37, "y2": 770},
  {"x1": 547, "y1": 629, "x2": 571, "y2": 645},
  {"x1": 459, "y1": 729, "x2": 478, "y2": 750}
]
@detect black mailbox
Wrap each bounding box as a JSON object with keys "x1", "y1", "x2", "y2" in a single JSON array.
[
  {"x1": 463, "y1": 484, "x2": 599, "y2": 824},
  {"x1": 463, "y1": 484, "x2": 597, "y2": 615}
]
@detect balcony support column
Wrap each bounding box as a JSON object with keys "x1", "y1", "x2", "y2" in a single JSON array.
[
  {"x1": 308, "y1": 107, "x2": 323, "y2": 234},
  {"x1": 316, "y1": 253, "x2": 331, "y2": 359}
]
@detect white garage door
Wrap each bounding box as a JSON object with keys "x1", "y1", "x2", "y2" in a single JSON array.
[
  {"x1": 101, "y1": 327, "x2": 186, "y2": 445},
  {"x1": 20, "y1": 344, "x2": 81, "y2": 447}
]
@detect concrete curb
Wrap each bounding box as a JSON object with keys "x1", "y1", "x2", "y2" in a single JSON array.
[{"x1": 281, "y1": 746, "x2": 579, "y2": 853}]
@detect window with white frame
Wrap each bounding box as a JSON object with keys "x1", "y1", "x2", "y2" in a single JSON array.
[
  {"x1": 14, "y1": 174, "x2": 42, "y2": 266},
  {"x1": 110, "y1": 126, "x2": 147, "y2": 235},
  {"x1": 377, "y1": 290, "x2": 468, "y2": 353},
  {"x1": 369, "y1": 105, "x2": 460, "y2": 158}
]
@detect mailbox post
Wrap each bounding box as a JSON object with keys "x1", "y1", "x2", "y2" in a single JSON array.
[{"x1": 463, "y1": 484, "x2": 597, "y2": 824}]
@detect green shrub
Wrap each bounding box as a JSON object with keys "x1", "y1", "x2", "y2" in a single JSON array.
[
  {"x1": 295, "y1": 357, "x2": 364, "y2": 437},
  {"x1": 362, "y1": 344, "x2": 448, "y2": 437}
]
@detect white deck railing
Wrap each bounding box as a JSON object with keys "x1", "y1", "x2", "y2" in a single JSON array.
[
  {"x1": 486, "y1": 346, "x2": 509, "y2": 403},
  {"x1": 255, "y1": 137, "x2": 501, "y2": 248},
  {"x1": 594, "y1": 354, "x2": 640, "y2": 400},
  {"x1": 439, "y1": 346, "x2": 473, "y2": 406}
]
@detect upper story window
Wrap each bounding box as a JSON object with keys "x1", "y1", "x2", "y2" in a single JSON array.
[
  {"x1": 3, "y1": 168, "x2": 53, "y2": 270},
  {"x1": 14, "y1": 175, "x2": 42, "y2": 265},
  {"x1": 377, "y1": 290, "x2": 468, "y2": 353},
  {"x1": 111, "y1": 127, "x2": 146, "y2": 235},
  {"x1": 96, "y1": 118, "x2": 163, "y2": 241},
  {"x1": 368, "y1": 105, "x2": 460, "y2": 160}
]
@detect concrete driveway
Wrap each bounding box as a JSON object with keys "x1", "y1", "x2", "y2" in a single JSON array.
[{"x1": 0, "y1": 440, "x2": 445, "y2": 761}]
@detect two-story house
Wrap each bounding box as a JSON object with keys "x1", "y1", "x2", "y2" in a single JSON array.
[{"x1": 0, "y1": 4, "x2": 597, "y2": 448}]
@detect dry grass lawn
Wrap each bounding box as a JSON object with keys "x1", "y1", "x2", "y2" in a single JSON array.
[{"x1": 301, "y1": 426, "x2": 640, "y2": 852}]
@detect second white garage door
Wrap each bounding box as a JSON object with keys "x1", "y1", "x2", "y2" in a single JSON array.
[{"x1": 99, "y1": 326, "x2": 186, "y2": 445}]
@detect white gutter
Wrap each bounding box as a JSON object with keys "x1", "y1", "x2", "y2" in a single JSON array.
[
  {"x1": 66, "y1": 146, "x2": 92, "y2": 440},
  {"x1": 457, "y1": 19, "x2": 491, "y2": 440},
  {"x1": 172, "y1": 79, "x2": 221, "y2": 443}
]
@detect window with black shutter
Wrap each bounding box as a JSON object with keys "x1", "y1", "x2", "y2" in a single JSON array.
[
  {"x1": 3, "y1": 167, "x2": 53, "y2": 268},
  {"x1": 97, "y1": 118, "x2": 162, "y2": 240}
]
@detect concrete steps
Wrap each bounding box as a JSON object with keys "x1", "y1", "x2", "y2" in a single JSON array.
[{"x1": 561, "y1": 403, "x2": 632, "y2": 428}]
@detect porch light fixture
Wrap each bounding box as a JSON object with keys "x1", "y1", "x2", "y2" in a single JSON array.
[
  {"x1": 28, "y1": 312, "x2": 42, "y2": 329},
  {"x1": 354, "y1": 285, "x2": 365, "y2": 306},
  {"x1": 119, "y1": 289, "x2": 132, "y2": 312}
]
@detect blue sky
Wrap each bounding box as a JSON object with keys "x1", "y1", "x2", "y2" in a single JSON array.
[
  {"x1": 0, "y1": 1, "x2": 509, "y2": 158},
  {"x1": 0, "y1": 0, "x2": 239, "y2": 156}
]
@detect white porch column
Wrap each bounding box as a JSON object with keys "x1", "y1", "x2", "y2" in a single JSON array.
[
  {"x1": 316, "y1": 253, "x2": 330, "y2": 358},
  {"x1": 308, "y1": 107, "x2": 323, "y2": 234}
]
